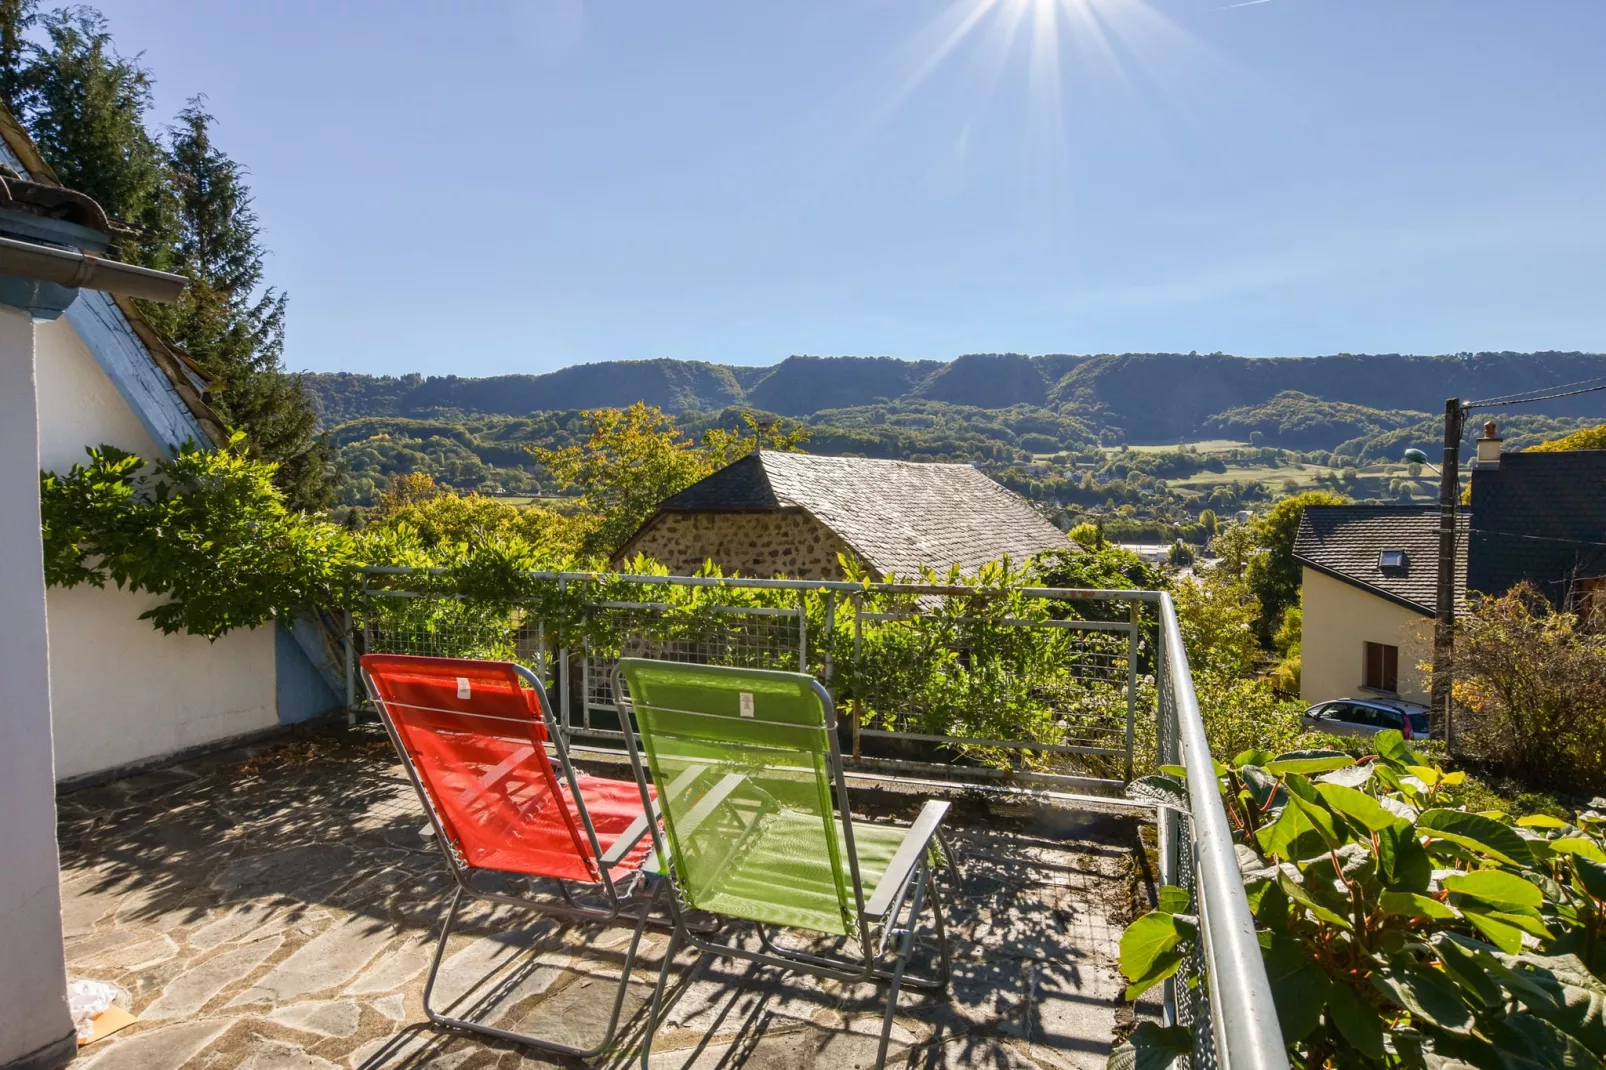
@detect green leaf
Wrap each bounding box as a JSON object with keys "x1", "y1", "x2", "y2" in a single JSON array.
[
  {"x1": 1516, "y1": 815, "x2": 1571, "y2": 830},
  {"x1": 1371, "y1": 965, "x2": 1475, "y2": 1034},
  {"x1": 1232, "y1": 749, "x2": 1275, "y2": 768},
  {"x1": 1107, "y1": 1023, "x2": 1192, "y2": 1070},
  {"x1": 1377, "y1": 823, "x2": 1434, "y2": 893},
  {"x1": 1327, "y1": 982, "x2": 1387, "y2": 1060},
  {"x1": 1418, "y1": 809, "x2": 1535, "y2": 867},
  {"x1": 1156, "y1": 886, "x2": 1191, "y2": 915},
  {"x1": 1128, "y1": 775, "x2": 1189, "y2": 814},
  {"x1": 1505, "y1": 953, "x2": 1606, "y2": 1054},
  {"x1": 1262, "y1": 933, "x2": 1331, "y2": 1043},
  {"x1": 1373, "y1": 729, "x2": 1422, "y2": 768},
  {"x1": 1257, "y1": 792, "x2": 1343, "y2": 860},
  {"x1": 1318, "y1": 782, "x2": 1407, "y2": 833},
  {"x1": 1123, "y1": 950, "x2": 1185, "y2": 1000},
  {"x1": 1431, "y1": 932, "x2": 1505, "y2": 1009},
  {"x1": 1239, "y1": 765, "x2": 1284, "y2": 812},
  {"x1": 1278, "y1": 870, "x2": 1354, "y2": 930},
  {"x1": 1497, "y1": 1014, "x2": 1605, "y2": 1070},
  {"x1": 1550, "y1": 838, "x2": 1606, "y2": 864},
  {"x1": 1264, "y1": 750, "x2": 1356, "y2": 776},
  {"x1": 1442, "y1": 869, "x2": 1545, "y2": 913},
  {"x1": 1575, "y1": 857, "x2": 1606, "y2": 900},
  {"x1": 1247, "y1": 876, "x2": 1289, "y2": 929},
  {"x1": 1462, "y1": 909, "x2": 1528, "y2": 954},
  {"x1": 1119, "y1": 912, "x2": 1188, "y2": 984},
  {"x1": 1381, "y1": 890, "x2": 1458, "y2": 920}
]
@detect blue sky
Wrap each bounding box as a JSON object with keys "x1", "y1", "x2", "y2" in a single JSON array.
[{"x1": 80, "y1": 0, "x2": 1606, "y2": 375}]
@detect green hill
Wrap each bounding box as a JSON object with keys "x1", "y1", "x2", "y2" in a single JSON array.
[
  {"x1": 305, "y1": 350, "x2": 1606, "y2": 450},
  {"x1": 1203, "y1": 392, "x2": 1426, "y2": 449}
]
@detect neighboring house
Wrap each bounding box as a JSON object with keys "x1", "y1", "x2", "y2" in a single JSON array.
[
  {"x1": 614, "y1": 451, "x2": 1069, "y2": 580},
  {"x1": 0, "y1": 112, "x2": 340, "y2": 786},
  {"x1": 1466, "y1": 424, "x2": 1606, "y2": 613},
  {"x1": 1293, "y1": 506, "x2": 1465, "y2": 707}
]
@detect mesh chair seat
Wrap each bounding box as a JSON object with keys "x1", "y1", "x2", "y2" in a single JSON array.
[
  {"x1": 363, "y1": 654, "x2": 655, "y2": 883},
  {"x1": 693, "y1": 810, "x2": 906, "y2": 935},
  {"x1": 460, "y1": 771, "x2": 657, "y2": 879}
]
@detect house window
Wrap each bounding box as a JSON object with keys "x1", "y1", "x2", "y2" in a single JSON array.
[
  {"x1": 1363, "y1": 642, "x2": 1398, "y2": 693},
  {"x1": 1378, "y1": 549, "x2": 1407, "y2": 570}
]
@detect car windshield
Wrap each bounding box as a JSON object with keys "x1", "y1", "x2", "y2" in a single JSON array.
[{"x1": 1407, "y1": 712, "x2": 1430, "y2": 735}]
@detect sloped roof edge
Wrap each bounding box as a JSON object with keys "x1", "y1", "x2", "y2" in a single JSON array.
[{"x1": 0, "y1": 103, "x2": 226, "y2": 452}]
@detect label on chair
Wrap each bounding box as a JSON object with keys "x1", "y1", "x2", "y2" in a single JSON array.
[
  {"x1": 739, "y1": 692, "x2": 755, "y2": 718},
  {"x1": 457, "y1": 677, "x2": 471, "y2": 699}
]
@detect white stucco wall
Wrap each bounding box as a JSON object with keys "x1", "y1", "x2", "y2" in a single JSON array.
[
  {"x1": 35, "y1": 315, "x2": 279, "y2": 783},
  {"x1": 0, "y1": 306, "x2": 76, "y2": 1064},
  {"x1": 1300, "y1": 566, "x2": 1433, "y2": 707}
]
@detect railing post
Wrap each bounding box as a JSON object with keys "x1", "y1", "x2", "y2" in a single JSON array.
[
  {"x1": 797, "y1": 588, "x2": 808, "y2": 670},
  {"x1": 851, "y1": 594, "x2": 864, "y2": 761},
  {"x1": 1124, "y1": 598, "x2": 1139, "y2": 783},
  {"x1": 558, "y1": 576, "x2": 571, "y2": 732},
  {"x1": 820, "y1": 593, "x2": 835, "y2": 684},
  {"x1": 344, "y1": 607, "x2": 357, "y2": 726}
]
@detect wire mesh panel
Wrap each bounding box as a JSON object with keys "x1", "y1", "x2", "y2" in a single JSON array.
[
  {"x1": 355, "y1": 594, "x2": 550, "y2": 712},
  {"x1": 579, "y1": 602, "x2": 805, "y2": 740}
]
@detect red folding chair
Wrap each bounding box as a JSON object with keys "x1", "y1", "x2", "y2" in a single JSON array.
[{"x1": 360, "y1": 654, "x2": 659, "y2": 1058}]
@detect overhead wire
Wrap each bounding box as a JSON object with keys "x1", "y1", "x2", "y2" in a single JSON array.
[
  {"x1": 1464, "y1": 372, "x2": 1606, "y2": 406},
  {"x1": 1466, "y1": 378, "x2": 1606, "y2": 409}
]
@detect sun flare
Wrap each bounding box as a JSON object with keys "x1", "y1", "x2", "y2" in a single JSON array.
[{"x1": 883, "y1": 0, "x2": 1217, "y2": 161}]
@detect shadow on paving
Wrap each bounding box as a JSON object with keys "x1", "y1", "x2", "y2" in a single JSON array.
[{"x1": 58, "y1": 723, "x2": 1147, "y2": 1070}]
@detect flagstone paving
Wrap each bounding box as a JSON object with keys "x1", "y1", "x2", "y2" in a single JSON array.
[{"x1": 58, "y1": 726, "x2": 1149, "y2": 1069}]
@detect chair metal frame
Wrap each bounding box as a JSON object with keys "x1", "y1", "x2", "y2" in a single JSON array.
[
  {"x1": 362, "y1": 656, "x2": 662, "y2": 1060},
  {"x1": 610, "y1": 661, "x2": 956, "y2": 1070}
]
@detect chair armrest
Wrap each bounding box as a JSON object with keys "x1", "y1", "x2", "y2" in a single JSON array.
[
  {"x1": 599, "y1": 763, "x2": 708, "y2": 868},
  {"x1": 862, "y1": 799, "x2": 951, "y2": 922}
]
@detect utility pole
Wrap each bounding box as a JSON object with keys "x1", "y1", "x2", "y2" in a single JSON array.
[{"x1": 1430, "y1": 398, "x2": 1465, "y2": 750}]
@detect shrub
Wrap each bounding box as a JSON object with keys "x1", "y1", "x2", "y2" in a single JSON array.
[
  {"x1": 1116, "y1": 731, "x2": 1606, "y2": 1069},
  {"x1": 1452, "y1": 584, "x2": 1606, "y2": 793},
  {"x1": 40, "y1": 438, "x2": 357, "y2": 639}
]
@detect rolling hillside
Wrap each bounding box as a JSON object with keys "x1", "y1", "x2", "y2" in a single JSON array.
[{"x1": 307, "y1": 350, "x2": 1606, "y2": 444}]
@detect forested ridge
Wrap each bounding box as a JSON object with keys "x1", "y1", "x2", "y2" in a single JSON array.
[
  {"x1": 308, "y1": 351, "x2": 1606, "y2": 511},
  {"x1": 309, "y1": 350, "x2": 1606, "y2": 435}
]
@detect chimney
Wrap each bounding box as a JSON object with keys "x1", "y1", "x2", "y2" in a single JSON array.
[{"x1": 1474, "y1": 420, "x2": 1503, "y2": 467}]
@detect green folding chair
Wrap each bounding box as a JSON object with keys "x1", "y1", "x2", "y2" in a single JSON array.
[{"x1": 611, "y1": 659, "x2": 956, "y2": 1069}]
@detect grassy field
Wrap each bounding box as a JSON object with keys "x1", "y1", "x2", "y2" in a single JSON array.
[{"x1": 1122, "y1": 439, "x2": 1248, "y2": 454}]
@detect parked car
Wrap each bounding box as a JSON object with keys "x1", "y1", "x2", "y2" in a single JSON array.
[{"x1": 1302, "y1": 698, "x2": 1431, "y2": 741}]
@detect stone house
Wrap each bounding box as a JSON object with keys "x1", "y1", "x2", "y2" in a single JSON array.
[{"x1": 613, "y1": 451, "x2": 1069, "y2": 580}]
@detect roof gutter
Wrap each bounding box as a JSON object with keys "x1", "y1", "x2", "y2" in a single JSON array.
[{"x1": 0, "y1": 233, "x2": 188, "y2": 302}]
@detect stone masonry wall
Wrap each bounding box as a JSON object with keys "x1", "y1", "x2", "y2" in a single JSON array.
[{"x1": 621, "y1": 510, "x2": 861, "y2": 579}]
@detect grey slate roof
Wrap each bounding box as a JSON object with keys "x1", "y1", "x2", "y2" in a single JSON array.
[
  {"x1": 1293, "y1": 506, "x2": 1466, "y2": 615},
  {"x1": 1468, "y1": 450, "x2": 1606, "y2": 606},
  {"x1": 631, "y1": 451, "x2": 1069, "y2": 578}
]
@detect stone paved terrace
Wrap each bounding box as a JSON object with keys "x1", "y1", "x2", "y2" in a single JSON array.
[{"x1": 57, "y1": 726, "x2": 1153, "y2": 1070}]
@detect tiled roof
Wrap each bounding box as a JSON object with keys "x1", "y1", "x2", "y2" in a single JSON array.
[
  {"x1": 633, "y1": 451, "x2": 1069, "y2": 578},
  {"x1": 1294, "y1": 506, "x2": 1466, "y2": 615},
  {"x1": 1468, "y1": 450, "x2": 1606, "y2": 605}
]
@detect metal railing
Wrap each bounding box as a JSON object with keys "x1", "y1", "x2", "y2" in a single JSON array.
[
  {"x1": 1156, "y1": 591, "x2": 1289, "y2": 1070},
  {"x1": 345, "y1": 567, "x2": 1288, "y2": 1069},
  {"x1": 352, "y1": 568, "x2": 1147, "y2": 791}
]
